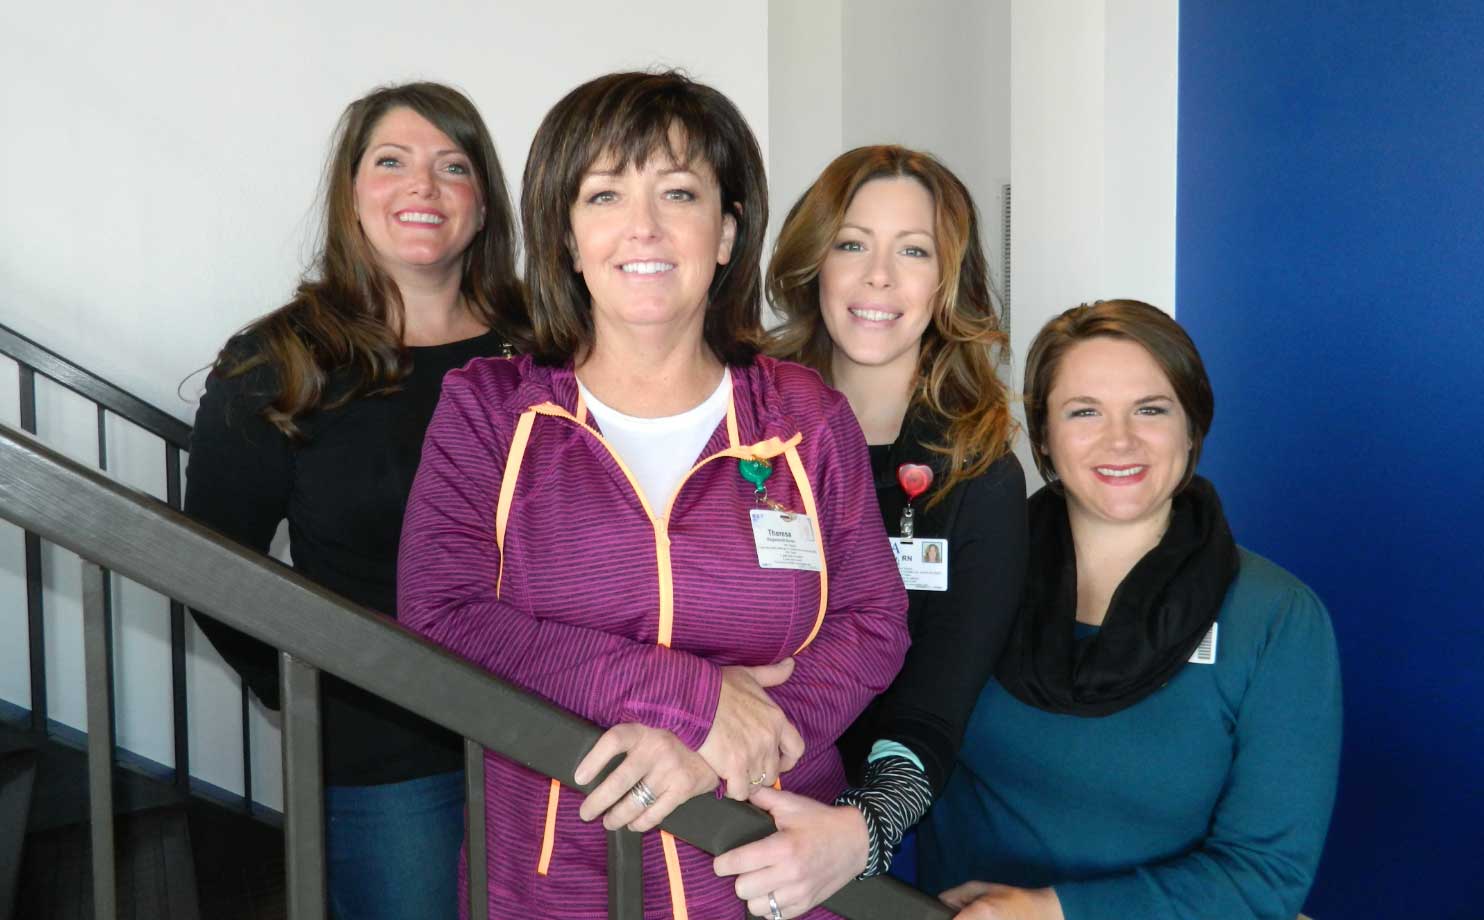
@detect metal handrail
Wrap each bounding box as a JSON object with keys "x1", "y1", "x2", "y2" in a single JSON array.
[
  {"x1": 0, "y1": 420, "x2": 953, "y2": 919},
  {"x1": 0, "y1": 323, "x2": 191, "y2": 449}
]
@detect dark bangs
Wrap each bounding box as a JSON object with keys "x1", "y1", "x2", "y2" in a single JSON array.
[
  {"x1": 521, "y1": 70, "x2": 768, "y2": 365},
  {"x1": 572, "y1": 81, "x2": 737, "y2": 197}
]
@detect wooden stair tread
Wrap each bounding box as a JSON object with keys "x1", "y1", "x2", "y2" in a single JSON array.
[
  {"x1": 0, "y1": 748, "x2": 40, "y2": 920},
  {"x1": 16, "y1": 805, "x2": 200, "y2": 920}
]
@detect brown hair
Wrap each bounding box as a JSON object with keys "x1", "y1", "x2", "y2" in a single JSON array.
[
  {"x1": 766, "y1": 145, "x2": 1015, "y2": 507},
  {"x1": 218, "y1": 81, "x2": 522, "y2": 439},
  {"x1": 1023, "y1": 299, "x2": 1214, "y2": 491},
  {"x1": 516, "y1": 70, "x2": 768, "y2": 365}
]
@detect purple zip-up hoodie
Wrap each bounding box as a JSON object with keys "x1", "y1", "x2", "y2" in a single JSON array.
[{"x1": 398, "y1": 353, "x2": 909, "y2": 919}]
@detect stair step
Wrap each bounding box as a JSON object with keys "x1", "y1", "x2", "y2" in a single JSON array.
[
  {"x1": 0, "y1": 749, "x2": 40, "y2": 920},
  {"x1": 16, "y1": 805, "x2": 201, "y2": 920},
  {"x1": 189, "y1": 801, "x2": 285, "y2": 920},
  {"x1": 1, "y1": 730, "x2": 184, "y2": 835},
  {"x1": 0, "y1": 722, "x2": 283, "y2": 919}
]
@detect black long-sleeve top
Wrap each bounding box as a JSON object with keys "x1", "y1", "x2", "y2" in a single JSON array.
[
  {"x1": 184, "y1": 329, "x2": 506, "y2": 786},
  {"x1": 836, "y1": 410, "x2": 1028, "y2": 796}
]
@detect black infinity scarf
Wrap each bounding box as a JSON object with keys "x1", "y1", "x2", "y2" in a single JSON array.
[{"x1": 995, "y1": 475, "x2": 1239, "y2": 717}]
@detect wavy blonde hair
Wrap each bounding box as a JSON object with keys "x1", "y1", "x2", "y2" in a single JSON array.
[{"x1": 766, "y1": 145, "x2": 1014, "y2": 508}]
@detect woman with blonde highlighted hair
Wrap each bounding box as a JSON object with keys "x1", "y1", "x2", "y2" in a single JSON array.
[{"x1": 713, "y1": 146, "x2": 1027, "y2": 916}]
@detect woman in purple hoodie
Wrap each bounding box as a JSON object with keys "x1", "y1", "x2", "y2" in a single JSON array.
[{"x1": 397, "y1": 71, "x2": 910, "y2": 919}]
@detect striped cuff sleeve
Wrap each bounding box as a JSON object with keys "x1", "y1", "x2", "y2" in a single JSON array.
[{"x1": 833, "y1": 754, "x2": 933, "y2": 878}]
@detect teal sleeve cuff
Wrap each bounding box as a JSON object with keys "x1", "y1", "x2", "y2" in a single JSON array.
[{"x1": 867, "y1": 739, "x2": 925, "y2": 773}]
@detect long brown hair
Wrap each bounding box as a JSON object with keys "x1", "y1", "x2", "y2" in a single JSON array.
[
  {"x1": 516, "y1": 70, "x2": 768, "y2": 365},
  {"x1": 766, "y1": 145, "x2": 1014, "y2": 507},
  {"x1": 218, "y1": 81, "x2": 522, "y2": 439}
]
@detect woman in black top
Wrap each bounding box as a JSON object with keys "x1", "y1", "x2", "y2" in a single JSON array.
[
  {"x1": 186, "y1": 81, "x2": 521, "y2": 920},
  {"x1": 714, "y1": 146, "x2": 1025, "y2": 918}
]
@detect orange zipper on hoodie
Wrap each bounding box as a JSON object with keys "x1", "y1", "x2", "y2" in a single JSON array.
[{"x1": 491, "y1": 387, "x2": 829, "y2": 917}]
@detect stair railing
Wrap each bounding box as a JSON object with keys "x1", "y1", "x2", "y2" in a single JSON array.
[
  {"x1": 0, "y1": 323, "x2": 204, "y2": 801},
  {"x1": 0, "y1": 419, "x2": 952, "y2": 919}
]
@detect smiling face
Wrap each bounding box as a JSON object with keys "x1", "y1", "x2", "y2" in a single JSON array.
[
  {"x1": 567, "y1": 137, "x2": 737, "y2": 344},
  {"x1": 1043, "y1": 337, "x2": 1193, "y2": 531},
  {"x1": 818, "y1": 176, "x2": 940, "y2": 378},
  {"x1": 353, "y1": 106, "x2": 485, "y2": 284}
]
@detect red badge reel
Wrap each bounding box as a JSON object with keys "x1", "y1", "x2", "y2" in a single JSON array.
[{"x1": 896, "y1": 463, "x2": 933, "y2": 540}]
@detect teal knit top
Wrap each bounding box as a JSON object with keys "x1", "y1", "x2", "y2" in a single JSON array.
[{"x1": 920, "y1": 549, "x2": 1342, "y2": 920}]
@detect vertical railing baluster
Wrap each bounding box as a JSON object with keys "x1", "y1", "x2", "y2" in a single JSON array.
[
  {"x1": 607, "y1": 828, "x2": 645, "y2": 919},
  {"x1": 464, "y1": 739, "x2": 488, "y2": 919},
  {"x1": 82, "y1": 560, "x2": 118, "y2": 920},
  {"x1": 18, "y1": 364, "x2": 46, "y2": 736},
  {"x1": 241, "y1": 680, "x2": 254, "y2": 811},
  {"x1": 281, "y1": 652, "x2": 326, "y2": 920},
  {"x1": 165, "y1": 444, "x2": 191, "y2": 794},
  {"x1": 96, "y1": 405, "x2": 107, "y2": 468},
  {"x1": 95, "y1": 408, "x2": 115, "y2": 718}
]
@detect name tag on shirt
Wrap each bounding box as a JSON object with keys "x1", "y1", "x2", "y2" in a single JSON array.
[
  {"x1": 1188, "y1": 622, "x2": 1219, "y2": 664},
  {"x1": 750, "y1": 509, "x2": 821, "y2": 571},
  {"x1": 889, "y1": 537, "x2": 949, "y2": 591}
]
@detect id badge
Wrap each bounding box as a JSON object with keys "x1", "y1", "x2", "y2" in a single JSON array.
[
  {"x1": 750, "y1": 508, "x2": 821, "y2": 571},
  {"x1": 889, "y1": 537, "x2": 949, "y2": 591}
]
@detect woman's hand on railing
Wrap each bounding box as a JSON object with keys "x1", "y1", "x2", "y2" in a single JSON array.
[
  {"x1": 938, "y1": 881, "x2": 1065, "y2": 920},
  {"x1": 712, "y1": 785, "x2": 868, "y2": 919},
  {"x1": 575, "y1": 723, "x2": 720, "y2": 832},
  {"x1": 698, "y1": 659, "x2": 806, "y2": 800}
]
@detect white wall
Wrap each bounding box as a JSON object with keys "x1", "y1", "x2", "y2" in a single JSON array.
[
  {"x1": 1, "y1": 0, "x2": 769, "y2": 419},
  {"x1": 1104, "y1": 1, "x2": 1179, "y2": 310},
  {"x1": 0, "y1": 0, "x2": 771, "y2": 810},
  {"x1": 766, "y1": 0, "x2": 844, "y2": 248},
  {"x1": 768, "y1": 0, "x2": 1012, "y2": 302},
  {"x1": 842, "y1": 0, "x2": 1012, "y2": 294},
  {"x1": 1007, "y1": 0, "x2": 1179, "y2": 486}
]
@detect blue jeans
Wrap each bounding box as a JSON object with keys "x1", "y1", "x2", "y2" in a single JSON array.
[{"x1": 325, "y1": 770, "x2": 465, "y2": 920}]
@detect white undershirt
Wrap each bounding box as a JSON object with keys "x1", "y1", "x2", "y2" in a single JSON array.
[{"x1": 577, "y1": 368, "x2": 731, "y2": 512}]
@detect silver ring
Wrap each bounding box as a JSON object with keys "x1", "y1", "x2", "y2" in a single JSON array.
[
  {"x1": 768, "y1": 891, "x2": 783, "y2": 920},
  {"x1": 628, "y1": 780, "x2": 657, "y2": 809}
]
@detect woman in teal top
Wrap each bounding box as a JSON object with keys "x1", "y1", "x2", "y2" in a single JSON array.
[{"x1": 922, "y1": 300, "x2": 1341, "y2": 920}]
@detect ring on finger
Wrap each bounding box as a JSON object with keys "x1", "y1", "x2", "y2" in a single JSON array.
[
  {"x1": 768, "y1": 891, "x2": 784, "y2": 920},
  {"x1": 628, "y1": 780, "x2": 657, "y2": 809},
  {"x1": 749, "y1": 771, "x2": 769, "y2": 786}
]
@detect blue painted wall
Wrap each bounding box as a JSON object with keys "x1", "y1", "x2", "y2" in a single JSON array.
[{"x1": 1177, "y1": 2, "x2": 1484, "y2": 916}]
